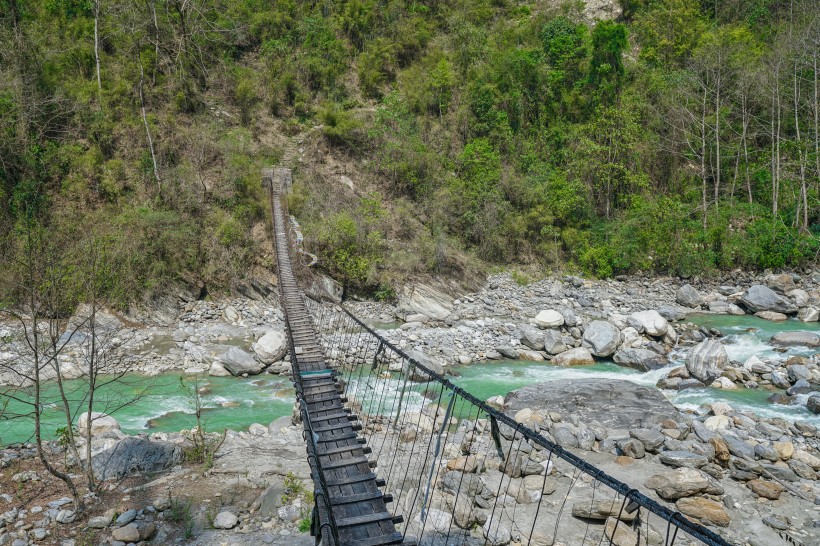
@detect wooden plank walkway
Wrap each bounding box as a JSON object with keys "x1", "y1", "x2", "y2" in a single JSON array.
[{"x1": 265, "y1": 168, "x2": 406, "y2": 546}]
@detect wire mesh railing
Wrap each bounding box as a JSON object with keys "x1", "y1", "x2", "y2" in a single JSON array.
[{"x1": 300, "y1": 296, "x2": 733, "y2": 546}]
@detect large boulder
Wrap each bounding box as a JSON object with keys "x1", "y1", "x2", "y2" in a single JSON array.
[
  {"x1": 645, "y1": 468, "x2": 723, "y2": 500},
  {"x1": 519, "y1": 325, "x2": 545, "y2": 351},
  {"x1": 399, "y1": 283, "x2": 454, "y2": 320},
  {"x1": 771, "y1": 331, "x2": 820, "y2": 348},
  {"x1": 551, "y1": 347, "x2": 595, "y2": 366},
  {"x1": 253, "y1": 331, "x2": 287, "y2": 364},
  {"x1": 505, "y1": 379, "x2": 678, "y2": 432},
  {"x1": 765, "y1": 273, "x2": 796, "y2": 294},
  {"x1": 676, "y1": 285, "x2": 702, "y2": 308},
  {"x1": 739, "y1": 285, "x2": 798, "y2": 314},
  {"x1": 613, "y1": 349, "x2": 669, "y2": 371},
  {"x1": 534, "y1": 310, "x2": 564, "y2": 328},
  {"x1": 542, "y1": 330, "x2": 568, "y2": 355},
  {"x1": 220, "y1": 347, "x2": 265, "y2": 376},
  {"x1": 77, "y1": 412, "x2": 120, "y2": 437},
  {"x1": 582, "y1": 321, "x2": 621, "y2": 357},
  {"x1": 91, "y1": 438, "x2": 182, "y2": 481},
  {"x1": 404, "y1": 350, "x2": 444, "y2": 381},
  {"x1": 627, "y1": 311, "x2": 668, "y2": 337},
  {"x1": 685, "y1": 340, "x2": 729, "y2": 383}
]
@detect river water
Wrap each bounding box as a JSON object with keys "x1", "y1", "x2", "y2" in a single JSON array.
[{"x1": 1, "y1": 314, "x2": 818, "y2": 445}]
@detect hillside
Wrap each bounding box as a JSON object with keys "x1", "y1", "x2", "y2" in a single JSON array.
[{"x1": 1, "y1": 0, "x2": 818, "y2": 308}]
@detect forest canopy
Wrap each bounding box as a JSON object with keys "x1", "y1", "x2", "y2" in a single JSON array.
[{"x1": 1, "y1": 0, "x2": 819, "y2": 301}]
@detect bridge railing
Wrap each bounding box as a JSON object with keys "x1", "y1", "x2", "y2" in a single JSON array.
[{"x1": 300, "y1": 296, "x2": 732, "y2": 546}]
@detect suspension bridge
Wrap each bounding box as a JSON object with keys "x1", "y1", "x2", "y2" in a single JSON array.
[{"x1": 264, "y1": 167, "x2": 732, "y2": 546}]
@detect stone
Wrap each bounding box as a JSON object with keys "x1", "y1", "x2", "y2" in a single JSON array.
[
  {"x1": 613, "y1": 349, "x2": 669, "y2": 371},
  {"x1": 220, "y1": 347, "x2": 265, "y2": 376},
  {"x1": 711, "y1": 377, "x2": 738, "y2": 389},
  {"x1": 208, "y1": 361, "x2": 231, "y2": 376},
  {"x1": 222, "y1": 305, "x2": 240, "y2": 323},
  {"x1": 763, "y1": 515, "x2": 791, "y2": 531},
  {"x1": 766, "y1": 273, "x2": 797, "y2": 294},
  {"x1": 676, "y1": 284, "x2": 702, "y2": 307},
  {"x1": 399, "y1": 283, "x2": 453, "y2": 320},
  {"x1": 658, "y1": 305, "x2": 687, "y2": 321},
  {"x1": 659, "y1": 451, "x2": 708, "y2": 469},
  {"x1": 518, "y1": 349, "x2": 545, "y2": 362},
  {"x1": 572, "y1": 500, "x2": 637, "y2": 521},
  {"x1": 111, "y1": 524, "x2": 140, "y2": 543},
  {"x1": 787, "y1": 458, "x2": 816, "y2": 480},
  {"x1": 213, "y1": 511, "x2": 239, "y2": 529},
  {"x1": 604, "y1": 517, "x2": 645, "y2": 546},
  {"x1": 116, "y1": 509, "x2": 137, "y2": 526},
  {"x1": 773, "y1": 441, "x2": 794, "y2": 460},
  {"x1": 771, "y1": 331, "x2": 820, "y2": 348},
  {"x1": 77, "y1": 412, "x2": 120, "y2": 436},
  {"x1": 534, "y1": 310, "x2": 564, "y2": 328},
  {"x1": 506, "y1": 379, "x2": 678, "y2": 431},
  {"x1": 88, "y1": 516, "x2": 109, "y2": 529},
  {"x1": 541, "y1": 330, "x2": 567, "y2": 355},
  {"x1": 582, "y1": 321, "x2": 621, "y2": 357},
  {"x1": 755, "y1": 310, "x2": 788, "y2": 321},
  {"x1": 807, "y1": 395, "x2": 820, "y2": 414},
  {"x1": 403, "y1": 350, "x2": 444, "y2": 381},
  {"x1": 483, "y1": 514, "x2": 512, "y2": 546},
  {"x1": 496, "y1": 346, "x2": 518, "y2": 359},
  {"x1": 55, "y1": 510, "x2": 75, "y2": 523},
  {"x1": 446, "y1": 456, "x2": 480, "y2": 473},
  {"x1": 248, "y1": 423, "x2": 268, "y2": 436},
  {"x1": 747, "y1": 479, "x2": 784, "y2": 500},
  {"x1": 617, "y1": 438, "x2": 645, "y2": 459},
  {"x1": 91, "y1": 438, "x2": 182, "y2": 481},
  {"x1": 629, "y1": 429, "x2": 665, "y2": 452},
  {"x1": 787, "y1": 364, "x2": 811, "y2": 382},
  {"x1": 685, "y1": 340, "x2": 729, "y2": 383},
  {"x1": 675, "y1": 497, "x2": 730, "y2": 527},
  {"x1": 740, "y1": 285, "x2": 798, "y2": 314},
  {"x1": 627, "y1": 310, "x2": 668, "y2": 337},
  {"x1": 704, "y1": 415, "x2": 729, "y2": 432},
  {"x1": 551, "y1": 347, "x2": 595, "y2": 366},
  {"x1": 254, "y1": 331, "x2": 287, "y2": 363},
  {"x1": 754, "y1": 444, "x2": 779, "y2": 462},
  {"x1": 645, "y1": 468, "x2": 723, "y2": 500},
  {"x1": 519, "y1": 325, "x2": 545, "y2": 350},
  {"x1": 798, "y1": 307, "x2": 820, "y2": 322},
  {"x1": 770, "y1": 370, "x2": 792, "y2": 389}
]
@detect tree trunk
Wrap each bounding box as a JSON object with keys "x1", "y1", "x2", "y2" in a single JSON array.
[
  {"x1": 138, "y1": 51, "x2": 161, "y2": 196},
  {"x1": 94, "y1": 0, "x2": 102, "y2": 102}
]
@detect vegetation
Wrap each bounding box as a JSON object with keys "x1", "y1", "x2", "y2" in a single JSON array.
[{"x1": 1, "y1": 0, "x2": 819, "y2": 301}]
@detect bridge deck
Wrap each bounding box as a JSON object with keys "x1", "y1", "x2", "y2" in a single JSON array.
[{"x1": 266, "y1": 168, "x2": 404, "y2": 546}]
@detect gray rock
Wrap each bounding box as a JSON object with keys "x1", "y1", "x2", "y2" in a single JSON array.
[
  {"x1": 740, "y1": 285, "x2": 798, "y2": 314},
  {"x1": 770, "y1": 370, "x2": 792, "y2": 389},
  {"x1": 55, "y1": 509, "x2": 75, "y2": 523},
  {"x1": 627, "y1": 310, "x2": 668, "y2": 337},
  {"x1": 541, "y1": 330, "x2": 567, "y2": 355},
  {"x1": 254, "y1": 330, "x2": 287, "y2": 364},
  {"x1": 787, "y1": 379, "x2": 812, "y2": 395},
  {"x1": 787, "y1": 364, "x2": 811, "y2": 382},
  {"x1": 763, "y1": 515, "x2": 790, "y2": 531},
  {"x1": 213, "y1": 511, "x2": 238, "y2": 529},
  {"x1": 506, "y1": 379, "x2": 678, "y2": 432},
  {"x1": 582, "y1": 321, "x2": 621, "y2": 357},
  {"x1": 659, "y1": 451, "x2": 708, "y2": 468},
  {"x1": 613, "y1": 349, "x2": 668, "y2": 371},
  {"x1": 617, "y1": 438, "x2": 645, "y2": 459},
  {"x1": 761, "y1": 463, "x2": 799, "y2": 483},
  {"x1": 771, "y1": 331, "x2": 820, "y2": 348},
  {"x1": 798, "y1": 307, "x2": 820, "y2": 322},
  {"x1": 787, "y1": 458, "x2": 817, "y2": 480},
  {"x1": 551, "y1": 347, "x2": 595, "y2": 366},
  {"x1": 519, "y1": 325, "x2": 545, "y2": 351},
  {"x1": 115, "y1": 509, "x2": 137, "y2": 526},
  {"x1": 111, "y1": 524, "x2": 140, "y2": 543},
  {"x1": 404, "y1": 350, "x2": 444, "y2": 381},
  {"x1": 645, "y1": 468, "x2": 723, "y2": 500},
  {"x1": 754, "y1": 444, "x2": 779, "y2": 462},
  {"x1": 658, "y1": 305, "x2": 687, "y2": 321},
  {"x1": 91, "y1": 438, "x2": 182, "y2": 481},
  {"x1": 87, "y1": 516, "x2": 110, "y2": 529},
  {"x1": 496, "y1": 346, "x2": 518, "y2": 359},
  {"x1": 685, "y1": 340, "x2": 728, "y2": 383},
  {"x1": 676, "y1": 284, "x2": 702, "y2": 307},
  {"x1": 552, "y1": 425, "x2": 579, "y2": 448},
  {"x1": 808, "y1": 395, "x2": 820, "y2": 414},
  {"x1": 629, "y1": 428, "x2": 665, "y2": 452},
  {"x1": 221, "y1": 347, "x2": 265, "y2": 375},
  {"x1": 723, "y1": 434, "x2": 755, "y2": 459},
  {"x1": 256, "y1": 484, "x2": 285, "y2": 518}
]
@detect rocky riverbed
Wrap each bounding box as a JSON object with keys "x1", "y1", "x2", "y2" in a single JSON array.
[{"x1": 3, "y1": 269, "x2": 820, "y2": 544}]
